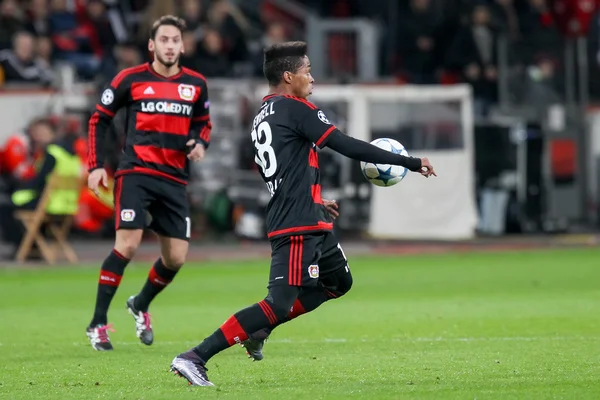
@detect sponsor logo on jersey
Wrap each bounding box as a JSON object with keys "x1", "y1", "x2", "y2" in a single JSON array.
[{"x1": 140, "y1": 101, "x2": 193, "y2": 116}]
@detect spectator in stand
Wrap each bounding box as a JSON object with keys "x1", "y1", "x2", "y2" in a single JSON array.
[
  {"x1": 181, "y1": 27, "x2": 230, "y2": 77},
  {"x1": 0, "y1": 31, "x2": 54, "y2": 85},
  {"x1": 489, "y1": 0, "x2": 520, "y2": 40},
  {"x1": 48, "y1": 0, "x2": 101, "y2": 80},
  {"x1": 36, "y1": 35, "x2": 54, "y2": 71},
  {"x1": 85, "y1": 0, "x2": 116, "y2": 55},
  {"x1": 249, "y1": 21, "x2": 288, "y2": 76},
  {"x1": 0, "y1": 0, "x2": 24, "y2": 50},
  {"x1": 207, "y1": 0, "x2": 250, "y2": 66},
  {"x1": 517, "y1": 0, "x2": 562, "y2": 63},
  {"x1": 181, "y1": 0, "x2": 205, "y2": 39},
  {"x1": 23, "y1": 0, "x2": 50, "y2": 37},
  {"x1": 395, "y1": 0, "x2": 443, "y2": 84},
  {"x1": 446, "y1": 3, "x2": 499, "y2": 115}
]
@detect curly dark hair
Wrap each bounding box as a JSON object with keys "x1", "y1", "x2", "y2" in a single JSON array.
[{"x1": 263, "y1": 41, "x2": 308, "y2": 86}]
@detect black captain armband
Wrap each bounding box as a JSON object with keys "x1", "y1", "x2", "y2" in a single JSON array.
[{"x1": 325, "y1": 130, "x2": 422, "y2": 172}]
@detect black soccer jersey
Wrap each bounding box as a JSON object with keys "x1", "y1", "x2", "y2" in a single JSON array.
[
  {"x1": 88, "y1": 62, "x2": 212, "y2": 185},
  {"x1": 251, "y1": 94, "x2": 339, "y2": 239}
]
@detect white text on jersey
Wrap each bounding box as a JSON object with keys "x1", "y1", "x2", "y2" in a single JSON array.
[
  {"x1": 141, "y1": 101, "x2": 192, "y2": 116},
  {"x1": 266, "y1": 178, "x2": 282, "y2": 196},
  {"x1": 253, "y1": 102, "x2": 275, "y2": 130}
]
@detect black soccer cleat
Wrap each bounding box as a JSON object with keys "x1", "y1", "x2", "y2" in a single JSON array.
[
  {"x1": 170, "y1": 351, "x2": 214, "y2": 387},
  {"x1": 240, "y1": 329, "x2": 270, "y2": 361},
  {"x1": 126, "y1": 295, "x2": 153, "y2": 345},
  {"x1": 86, "y1": 324, "x2": 115, "y2": 351}
]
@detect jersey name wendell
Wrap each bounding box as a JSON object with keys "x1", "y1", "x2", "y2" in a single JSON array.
[
  {"x1": 133, "y1": 82, "x2": 200, "y2": 120},
  {"x1": 251, "y1": 101, "x2": 282, "y2": 196}
]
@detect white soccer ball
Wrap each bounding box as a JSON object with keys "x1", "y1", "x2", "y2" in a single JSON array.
[{"x1": 360, "y1": 138, "x2": 409, "y2": 187}]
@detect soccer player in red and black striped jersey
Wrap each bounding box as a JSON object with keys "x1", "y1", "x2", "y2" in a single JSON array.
[
  {"x1": 85, "y1": 15, "x2": 212, "y2": 351},
  {"x1": 170, "y1": 41, "x2": 436, "y2": 386}
]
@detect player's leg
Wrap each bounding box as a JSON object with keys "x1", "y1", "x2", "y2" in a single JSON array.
[
  {"x1": 86, "y1": 175, "x2": 147, "y2": 351},
  {"x1": 170, "y1": 235, "x2": 321, "y2": 386},
  {"x1": 170, "y1": 284, "x2": 300, "y2": 386},
  {"x1": 243, "y1": 233, "x2": 353, "y2": 360},
  {"x1": 127, "y1": 235, "x2": 188, "y2": 345},
  {"x1": 126, "y1": 179, "x2": 190, "y2": 345}
]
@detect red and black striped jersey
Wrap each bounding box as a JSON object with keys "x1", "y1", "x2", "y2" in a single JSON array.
[
  {"x1": 251, "y1": 94, "x2": 338, "y2": 239},
  {"x1": 87, "y1": 62, "x2": 212, "y2": 185}
]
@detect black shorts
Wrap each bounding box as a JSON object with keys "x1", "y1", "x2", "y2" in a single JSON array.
[
  {"x1": 269, "y1": 231, "x2": 348, "y2": 288},
  {"x1": 114, "y1": 174, "x2": 190, "y2": 241}
]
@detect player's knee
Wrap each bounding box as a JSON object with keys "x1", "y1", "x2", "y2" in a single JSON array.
[
  {"x1": 114, "y1": 230, "x2": 143, "y2": 259},
  {"x1": 159, "y1": 237, "x2": 188, "y2": 269},
  {"x1": 162, "y1": 255, "x2": 185, "y2": 270},
  {"x1": 335, "y1": 268, "x2": 353, "y2": 296},
  {"x1": 265, "y1": 286, "x2": 298, "y2": 321},
  {"x1": 266, "y1": 299, "x2": 292, "y2": 321},
  {"x1": 324, "y1": 266, "x2": 353, "y2": 298}
]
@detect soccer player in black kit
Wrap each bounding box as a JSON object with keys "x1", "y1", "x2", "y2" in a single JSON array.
[
  {"x1": 85, "y1": 15, "x2": 212, "y2": 351},
  {"x1": 170, "y1": 41, "x2": 436, "y2": 386}
]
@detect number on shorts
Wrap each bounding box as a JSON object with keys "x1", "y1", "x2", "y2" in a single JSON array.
[
  {"x1": 185, "y1": 217, "x2": 191, "y2": 239},
  {"x1": 251, "y1": 121, "x2": 277, "y2": 178},
  {"x1": 337, "y1": 243, "x2": 349, "y2": 270}
]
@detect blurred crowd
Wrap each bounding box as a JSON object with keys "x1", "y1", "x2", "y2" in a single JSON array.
[
  {"x1": 0, "y1": 0, "x2": 590, "y2": 256},
  {"x1": 0, "y1": 0, "x2": 298, "y2": 86},
  {"x1": 0, "y1": 0, "x2": 571, "y2": 90}
]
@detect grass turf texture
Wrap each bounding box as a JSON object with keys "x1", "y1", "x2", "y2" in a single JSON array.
[{"x1": 0, "y1": 248, "x2": 599, "y2": 399}]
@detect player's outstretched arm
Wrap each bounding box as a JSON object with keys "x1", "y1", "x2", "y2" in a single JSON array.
[
  {"x1": 325, "y1": 130, "x2": 430, "y2": 173},
  {"x1": 293, "y1": 101, "x2": 435, "y2": 177}
]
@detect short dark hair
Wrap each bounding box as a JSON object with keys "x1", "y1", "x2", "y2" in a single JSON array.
[
  {"x1": 263, "y1": 41, "x2": 308, "y2": 86},
  {"x1": 150, "y1": 15, "x2": 186, "y2": 40}
]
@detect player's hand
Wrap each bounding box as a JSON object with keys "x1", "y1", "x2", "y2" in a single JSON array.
[
  {"x1": 88, "y1": 168, "x2": 108, "y2": 197},
  {"x1": 419, "y1": 158, "x2": 437, "y2": 178},
  {"x1": 323, "y1": 199, "x2": 339, "y2": 219},
  {"x1": 186, "y1": 140, "x2": 206, "y2": 162}
]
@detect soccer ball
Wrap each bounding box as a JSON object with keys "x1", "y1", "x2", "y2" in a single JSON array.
[{"x1": 360, "y1": 138, "x2": 409, "y2": 187}]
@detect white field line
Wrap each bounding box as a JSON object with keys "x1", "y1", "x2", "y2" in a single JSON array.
[
  {"x1": 49, "y1": 336, "x2": 600, "y2": 347},
  {"x1": 1, "y1": 336, "x2": 597, "y2": 347}
]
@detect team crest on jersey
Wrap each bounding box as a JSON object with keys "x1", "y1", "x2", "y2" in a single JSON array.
[
  {"x1": 178, "y1": 84, "x2": 195, "y2": 101},
  {"x1": 120, "y1": 209, "x2": 135, "y2": 222},
  {"x1": 308, "y1": 264, "x2": 319, "y2": 279}
]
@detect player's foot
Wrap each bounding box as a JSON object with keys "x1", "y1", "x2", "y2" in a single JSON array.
[
  {"x1": 86, "y1": 324, "x2": 115, "y2": 351},
  {"x1": 126, "y1": 295, "x2": 153, "y2": 345},
  {"x1": 170, "y1": 351, "x2": 214, "y2": 386},
  {"x1": 240, "y1": 329, "x2": 270, "y2": 361}
]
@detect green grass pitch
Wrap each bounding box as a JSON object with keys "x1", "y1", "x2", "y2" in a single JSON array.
[{"x1": 1, "y1": 248, "x2": 599, "y2": 399}]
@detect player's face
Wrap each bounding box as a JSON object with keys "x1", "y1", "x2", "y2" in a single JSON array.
[
  {"x1": 149, "y1": 25, "x2": 183, "y2": 68},
  {"x1": 290, "y1": 56, "x2": 314, "y2": 99}
]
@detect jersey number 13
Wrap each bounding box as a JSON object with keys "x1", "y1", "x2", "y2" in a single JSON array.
[{"x1": 251, "y1": 121, "x2": 277, "y2": 178}]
